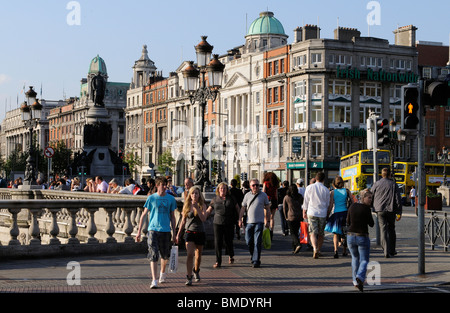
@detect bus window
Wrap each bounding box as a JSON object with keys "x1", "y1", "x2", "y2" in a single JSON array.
[{"x1": 394, "y1": 163, "x2": 405, "y2": 173}]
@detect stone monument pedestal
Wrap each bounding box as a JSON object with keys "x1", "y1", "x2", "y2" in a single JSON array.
[{"x1": 437, "y1": 186, "x2": 450, "y2": 206}]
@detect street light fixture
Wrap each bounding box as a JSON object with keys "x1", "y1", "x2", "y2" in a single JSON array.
[
  {"x1": 437, "y1": 146, "x2": 450, "y2": 186},
  {"x1": 182, "y1": 36, "x2": 225, "y2": 191},
  {"x1": 20, "y1": 86, "x2": 42, "y2": 186}
]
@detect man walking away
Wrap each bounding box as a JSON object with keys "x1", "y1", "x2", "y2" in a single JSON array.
[
  {"x1": 371, "y1": 167, "x2": 402, "y2": 258},
  {"x1": 302, "y1": 172, "x2": 330, "y2": 259}
]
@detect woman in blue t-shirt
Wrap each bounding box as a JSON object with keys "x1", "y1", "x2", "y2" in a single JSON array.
[{"x1": 325, "y1": 176, "x2": 353, "y2": 258}]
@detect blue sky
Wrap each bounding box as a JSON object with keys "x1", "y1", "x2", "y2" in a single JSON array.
[{"x1": 0, "y1": 0, "x2": 449, "y2": 122}]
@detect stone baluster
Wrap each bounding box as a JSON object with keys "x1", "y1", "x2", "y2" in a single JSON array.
[
  {"x1": 134, "y1": 207, "x2": 143, "y2": 233},
  {"x1": 104, "y1": 207, "x2": 117, "y2": 243},
  {"x1": 28, "y1": 208, "x2": 42, "y2": 245},
  {"x1": 121, "y1": 207, "x2": 135, "y2": 243},
  {"x1": 7, "y1": 208, "x2": 21, "y2": 245},
  {"x1": 67, "y1": 208, "x2": 80, "y2": 244},
  {"x1": 85, "y1": 207, "x2": 99, "y2": 244},
  {"x1": 47, "y1": 208, "x2": 61, "y2": 245}
]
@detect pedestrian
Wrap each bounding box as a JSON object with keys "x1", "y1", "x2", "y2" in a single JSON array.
[
  {"x1": 176, "y1": 186, "x2": 207, "y2": 286},
  {"x1": 136, "y1": 176, "x2": 177, "y2": 289},
  {"x1": 229, "y1": 179, "x2": 244, "y2": 239},
  {"x1": 241, "y1": 180, "x2": 251, "y2": 195},
  {"x1": 71, "y1": 177, "x2": 82, "y2": 191},
  {"x1": 302, "y1": 172, "x2": 330, "y2": 259},
  {"x1": 283, "y1": 184, "x2": 303, "y2": 254},
  {"x1": 370, "y1": 167, "x2": 402, "y2": 258},
  {"x1": 95, "y1": 176, "x2": 108, "y2": 193},
  {"x1": 238, "y1": 178, "x2": 271, "y2": 268},
  {"x1": 119, "y1": 178, "x2": 135, "y2": 194},
  {"x1": 183, "y1": 177, "x2": 194, "y2": 200},
  {"x1": 262, "y1": 172, "x2": 279, "y2": 239},
  {"x1": 206, "y1": 182, "x2": 240, "y2": 268},
  {"x1": 346, "y1": 189, "x2": 375, "y2": 292},
  {"x1": 325, "y1": 175, "x2": 353, "y2": 258},
  {"x1": 296, "y1": 179, "x2": 305, "y2": 197},
  {"x1": 107, "y1": 178, "x2": 122, "y2": 193},
  {"x1": 277, "y1": 180, "x2": 289, "y2": 236},
  {"x1": 409, "y1": 186, "x2": 416, "y2": 207}
]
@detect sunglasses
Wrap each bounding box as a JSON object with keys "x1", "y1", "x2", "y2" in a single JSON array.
[{"x1": 251, "y1": 184, "x2": 258, "y2": 187}]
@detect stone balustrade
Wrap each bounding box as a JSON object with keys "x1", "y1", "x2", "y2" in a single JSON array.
[{"x1": 0, "y1": 188, "x2": 214, "y2": 260}]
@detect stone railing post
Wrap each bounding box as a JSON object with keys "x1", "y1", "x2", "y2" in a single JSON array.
[
  {"x1": 85, "y1": 207, "x2": 99, "y2": 244},
  {"x1": 103, "y1": 206, "x2": 117, "y2": 244},
  {"x1": 47, "y1": 208, "x2": 61, "y2": 245},
  {"x1": 121, "y1": 207, "x2": 135, "y2": 243},
  {"x1": 67, "y1": 208, "x2": 80, "y2": 244},
  {"x1": 28, "y1": 208, "x2": 42, "y2": 245},
  {"x1": 7, "y1": 208, "x2": 21, "y2": 245}
]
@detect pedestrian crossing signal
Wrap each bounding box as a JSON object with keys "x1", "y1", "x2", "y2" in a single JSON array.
[
  {"x1": 376, "y1": 118, "x2": 390, "y2": 146},
  {"x1": 402, "y1": 85, "x2": 419, "y2": 130}
]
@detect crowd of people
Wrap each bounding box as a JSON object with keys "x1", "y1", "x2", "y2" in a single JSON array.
[
  {"x1": 2, "y1": 167, "x2": 402, "y2": 292},
  {"x1": 133, "y1": 169, "x2": 402, "y2": 292}
]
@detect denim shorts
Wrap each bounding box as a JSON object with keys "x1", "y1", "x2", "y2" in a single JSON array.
[
  {"x1": 147, "y1": 231, "x2": 172, "y2": 262},
  {"x1": 307, "y1": 215, "x2": 326, "y2": 236}
]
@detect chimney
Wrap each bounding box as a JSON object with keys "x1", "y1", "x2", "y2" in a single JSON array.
[
  {"x1": 334, "y1": 27, "x2": 361, "y2": 42},
  {"x1": 303, "y1": 24, "x2": 320, "y2": 41},
  {"x1": 393, "y1": 25, "x2": 418, "y2": 47},
  {"x1": 293, "y1": 26, "x2": 303, "y2": 43}
]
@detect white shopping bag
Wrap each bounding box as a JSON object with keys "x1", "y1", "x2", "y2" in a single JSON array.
[{"x1": 169, "y1": 245, "x2": 178, "y2": 273}]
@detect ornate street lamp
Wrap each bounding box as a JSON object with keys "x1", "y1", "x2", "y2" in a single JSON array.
[
  {"x1": 183, "y1": 36, "x2": 224, "y2": 191},
  {"x1": 20, "y1": 86, "x2": 42, "y2": 186},
  {"x1": 437, "y1": 146, "x2": 450, "y2": 186}
]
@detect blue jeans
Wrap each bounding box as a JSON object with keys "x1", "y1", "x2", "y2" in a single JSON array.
[
  {"x1": 245, "y1": 222, "x2": 264, "y2": 265},
  {"x1": 347, "y1": 234, "x2": 370, "y2": 285}
]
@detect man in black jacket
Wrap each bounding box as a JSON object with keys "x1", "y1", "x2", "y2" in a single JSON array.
[{"x1": 371, "y1": 167, "x2": 402, "y2": 258}]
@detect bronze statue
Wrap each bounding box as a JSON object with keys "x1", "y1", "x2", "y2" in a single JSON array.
[{"x1": 91, "y1": 74, "x2": 106, "y2": 107}]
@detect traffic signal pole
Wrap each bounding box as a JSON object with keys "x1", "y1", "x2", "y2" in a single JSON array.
[{"x1": 418, "y1": 79, "x2": 425, "y2": 275}]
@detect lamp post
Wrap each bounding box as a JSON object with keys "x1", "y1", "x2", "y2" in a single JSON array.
[
  {"x1": 20, "y1": 86, "x2": 42, "y2": 186},
  {"x1": 437, "y1": 146, "x2": 450, "y2": 186},
  {"x1": 212, "y1": 111, "x2": 229, "y2": 183},
  {"x1": 183, "y1": 36, "x2": 224, "y2": 191}
]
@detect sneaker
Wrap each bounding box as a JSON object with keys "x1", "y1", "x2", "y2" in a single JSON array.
[
  {"x1": 150, "y1": 280, "x2": 158, "y2": 289},
  {"x1": 159, "y1": 272, "x2": 167, "y2": 283},
  {"x1": 185, "y1": 275, "x2": 193, "y2": 286},
  {"x1": 193, "y1": 268, "x2": 200, "y2": 282}
]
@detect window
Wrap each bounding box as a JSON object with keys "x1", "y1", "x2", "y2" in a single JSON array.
[
  {"x1": 311, "y1": 136, "x2": 322, "y2": 157},
  {"x1": 311, "y1": 104, "x2": 322, "y2": 123},
  {"x1": 311, "y1": 53, "x2": 322, "y2": 64},
  {"x1": 293, "y1": 80, "x2": 306, "y2": 97},
  {"x1": 273, "y1": 111, "x2": 279, "y2": 126},
  {"x1": 255, "y1": 92, "x2": 260, "y2": 104},
  {"x1": 429, "y1": 120, "x2": 436, "y2": 136},
  {"x1": 273, "y1": 87, "x2": 279, "y2": 102},
  {"x1": 274, "y1": 60, "x2": 279, "y2": 75},
  {"x1": 328, "y1": 104, "x2": 351, "y2": 124},
  {"x1": 329, "y1": 80, "x2": 351, "y2": 95},
  {"x1": 311, "y1": 79, "x2": 322, "y2": 95},
  {"x1": 360, "y1": 82, "x2": 381, "y2": 97},
  {"x1": 445, "y1": 120, "x2": 450, "y2": 137}
]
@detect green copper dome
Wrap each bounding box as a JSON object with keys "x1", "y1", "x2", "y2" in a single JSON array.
[
  {"x1": 247, "y1": 12, "x2": 285, "y2": 36},
  {"x1": 89, "y1": 55, "x2": 108, "y2": 76}
]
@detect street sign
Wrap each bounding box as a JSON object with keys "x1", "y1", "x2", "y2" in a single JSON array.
[{"x1": 44, "y1": 146, "x2": 55, "y2": 158}]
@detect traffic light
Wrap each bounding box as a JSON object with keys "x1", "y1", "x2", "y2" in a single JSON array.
[
  {"x1": 402, "y1": 85, "x2": 419, "y2": 130},
  {"x1": 423, "y1": 80, "x2": 450, "y2": 108},
  {"x1": 376, "y1": 118, "x2": 390, "y2": 146}
]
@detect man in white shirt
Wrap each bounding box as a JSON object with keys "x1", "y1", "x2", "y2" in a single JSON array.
[
  {"x1": 302, "y1": 172, "x2": 330, "y2": 259},
  {"x1": 95, "y1": 176, "x2": 109, "y2": 193},
  {"x1": 119, "y1": 178, "x2": 136, "y2": 194}
]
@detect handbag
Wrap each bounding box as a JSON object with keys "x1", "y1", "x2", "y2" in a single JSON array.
[
  {"x1": 262, "y1": 228, "x2": 271, "y2": 249},
  {"x1": 346, "y1": 189, "x2": 354, "y2": 208},
  {"x1": 169, "y1": 245, "x2": 178, "y2": 273},
  {"x1": 299, "y1": 221, "x2": 309, "y2": 244}
]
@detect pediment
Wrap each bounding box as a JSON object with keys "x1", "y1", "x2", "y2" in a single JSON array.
[{"x1": 224, "y1": 72, "x2": 250, "y2": 88}]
